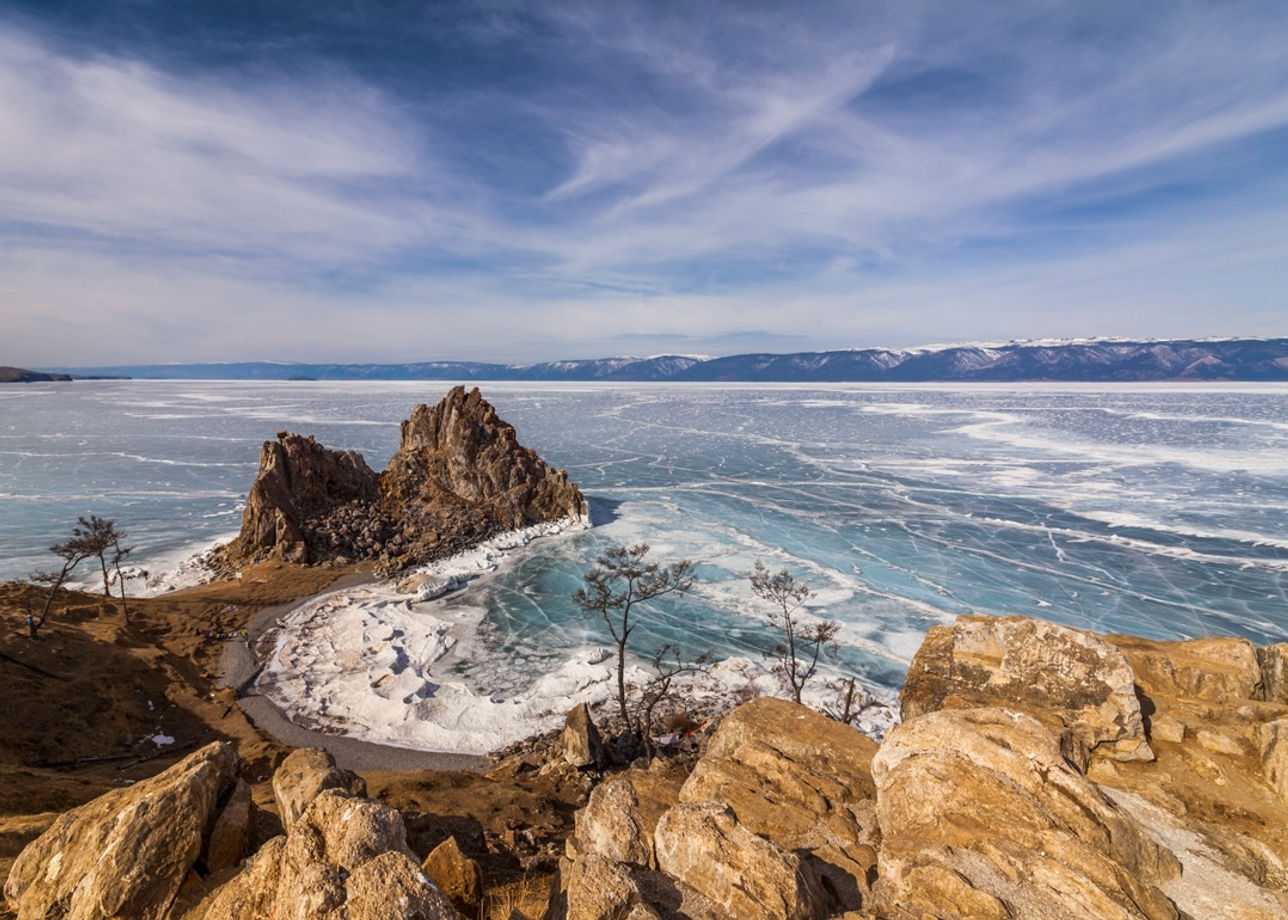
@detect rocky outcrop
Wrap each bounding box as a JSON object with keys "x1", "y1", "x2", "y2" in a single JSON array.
[
  {"x1": 422, "y1": 836, "x2": 483, "y2": 918},
  {"x1": 185, "y1": 789, "x2": 458, "y2": 920},
  {"x1": 902, "y1": 614, "x2": 1152, "y2": 767},
  {"x1": 219, "y1": 386, "x2": 587, "y2": 570},
  {"x1": 679, "y1": 697, "x2": 880, "y2": 910},
  {"x1": 271, "y1": 746, "x2": 366, "y2": 832},
  {"x1": 4, "y1": 742, "x2": 239, "y2": 920},
  {"x1": 871, "y1": 707, "x2": 1181, "y2": 920}
]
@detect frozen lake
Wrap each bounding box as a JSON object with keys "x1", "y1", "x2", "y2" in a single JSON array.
[{"x1": 3, "y1": 380, "x2": 1286, "y2": 749}]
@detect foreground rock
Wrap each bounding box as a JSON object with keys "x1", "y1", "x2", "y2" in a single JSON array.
[
  {"x1": 271, "y1": 746, "x2": 366, "y2": 832},
  {"x1": 185, "y1": 790, "x2": 458, "y2": 920},
  {"x1": 902, "y1": 614, "x2": 1153, "y2": 767},
  {"x1": 872, "y1": 707, "x2": 1181, "y2": 920},
  {"x1": 4, "y1": 742, "x2": 238, "y2": 920},
  {"x1": 219, "y1": 386, "x2": 587, "y2": 571},
  {"x1": 10, "y1": 612, "x2": 1288, "y2": 920},
  {"x1": 556, "y1": 616, "x2": 1288, "y2": 920},
  {"x1": 679, "y1": 697, "x2": 880, "y2": 910}
]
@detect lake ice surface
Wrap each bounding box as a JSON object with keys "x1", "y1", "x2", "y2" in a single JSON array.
[{"x1": 3, "y1": 380, "x2": 1286, "y2": 751}]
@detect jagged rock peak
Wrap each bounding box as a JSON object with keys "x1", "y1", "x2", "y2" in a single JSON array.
[{"x1": 219, "y1": 386, "x2": 586, "y2": 571}]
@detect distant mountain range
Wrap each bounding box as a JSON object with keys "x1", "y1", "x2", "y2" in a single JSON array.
[{"x1": 34, "y1": 337, "x2": 1288, "y2": 383}]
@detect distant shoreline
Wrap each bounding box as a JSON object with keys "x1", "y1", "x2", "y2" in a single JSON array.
[
  {"x1": 0, "y1": 365, "x2": 129, "y2": 383},
  {"x1": 30, "y1": 335, "x2": 1288, "y2": 383}
]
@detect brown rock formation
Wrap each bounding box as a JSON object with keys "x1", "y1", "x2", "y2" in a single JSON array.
[
  {"x1": 871, "y1": 707, "x2": 1182, "y2": 920},
  {"x1": 219, "y1": 386, "x2": 587, "y2": 571},
  {"x1": 184, "y1": 789, "x2": 459, "y2": 920},
  {"x1": 902, "y1": 614, "x2": 1152, "y2": 767},
  {"x1": 271, "y1": 746, "x2": 367, "y2": 832},
  {"x1": 679, "y1": 697, "x2": 880, "y2": 911},
  {"x1": 4, "y1": 742, "x2": 239, "y2": 920}
]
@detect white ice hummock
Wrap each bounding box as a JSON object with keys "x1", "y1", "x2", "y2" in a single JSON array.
[{"x1": 256, "y1": 582, "x2": 624, "y2": 753}]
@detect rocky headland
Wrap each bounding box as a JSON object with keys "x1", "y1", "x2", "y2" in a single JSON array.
[
  {"x1": 4, "y1": 603, "x2": 1288, "y2": 919},
  {"x1": 217, "y1": 386, "x2": 588, "y2": 573}
]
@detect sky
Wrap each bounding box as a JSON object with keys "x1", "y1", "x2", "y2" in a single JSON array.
[{"x1": 2, "y1": 1, "x2": 1287, "y2": 366}]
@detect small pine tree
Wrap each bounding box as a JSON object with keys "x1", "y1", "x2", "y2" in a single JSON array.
[
  {"x1": 573, "y1": 543, "x2": 695, "y2": 729},
  {"x1": 750, "y1": 561, "x2": 839, "y2": 704}
]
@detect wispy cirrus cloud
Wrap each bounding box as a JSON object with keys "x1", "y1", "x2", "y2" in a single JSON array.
[{"x1": 1, "y1": 1, "x2": 1287, "y2": 365}]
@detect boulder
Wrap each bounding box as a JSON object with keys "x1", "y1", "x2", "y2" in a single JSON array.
[
  {"x1": 202, "y1": 777, "x2": 254, "y2": 872},
  {"x1": 547, "y1": 853, "x2": 663, "y2": 920},
  {"x1": 653, "y1": 802, "x2": 828, "y2": 920},
  {"x1": 679, "y1": 697, "x2": 879, "y2": 909},
  {"x1": 220, "y1": 386, "x2": 587, "y2": 570},
  {"x1": 4, "y1": 741, "x2": 238, "y2": 920},
  {"x1": 566, "y1": 774, "x2": 653, "y2": 867},
  {"x1": 185, "y1": 789, "x2": 458, "y2": 920},
  {"x1": 422, "y1": 835, "x2": 483, "y2": 918},
  {"x1": 1116, "y1": 635, "x2": 1264, "y2": 704},
  {"x1": 561, "y1": 702, "x2": 606, "y2": 769},
  {"x1": 1259, "y1": 719, "x2": 1288, "y2": 805},
  {"x1": 271, "y1": 746, "x2": 366, "y2": 832},
  {"x1": 871, "y1": 708, "x2": 1181, "y2": 920},
  {"x1": 902, "y1": 614, "x2": 1152, "y2": 767}
]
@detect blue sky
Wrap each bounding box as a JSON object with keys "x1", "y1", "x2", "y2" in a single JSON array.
[{"x1": 2, "y1": 1, "x2": 1287, "y2": 365}]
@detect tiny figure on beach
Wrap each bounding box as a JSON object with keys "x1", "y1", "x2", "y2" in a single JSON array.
[
  {"x1": 197, "y1": 626, "x2": 249, "y2": 642},
  {"x1": 26, "y1": 613, "x2": 36, "y2": 638}
]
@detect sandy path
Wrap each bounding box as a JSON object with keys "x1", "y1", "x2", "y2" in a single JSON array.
[{"x1": 221, "y1": 575, "x2": 487, "y2": 773}]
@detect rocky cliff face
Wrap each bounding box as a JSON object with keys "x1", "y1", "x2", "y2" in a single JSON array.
[{"x1": 218, "y1": 386, "x2": 587, "y2": 571}]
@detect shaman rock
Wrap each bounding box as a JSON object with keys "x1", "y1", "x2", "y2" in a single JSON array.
[{"x1": 220, "y1": 386, "x2": 586, "y2": 570}]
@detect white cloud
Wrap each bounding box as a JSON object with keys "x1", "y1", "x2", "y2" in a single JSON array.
[{"x1": 2, "y1": 2, "x2": 1287, "y2": 365}]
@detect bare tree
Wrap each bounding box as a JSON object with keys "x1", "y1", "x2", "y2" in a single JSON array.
[
  {"x1": 26, "y1": 535, "x2": 90, "y2": 638},
  {"x1": 636, "y1": 644, "x2": 709, "y2": 761},
  {"x1": 750, "y1": 561, "x2": 839, "y2": 704},
  {"x1": 68, "y1": 514, "x2": 119, "y2": 596},
  {"x1": 108, "y1": 528, "x2": 135, "y2": 624},
  {"x1": 573, "y1": 543, "x2": 695, "y2": 727}
]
